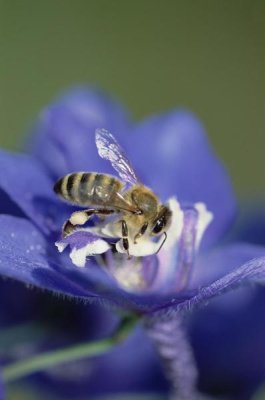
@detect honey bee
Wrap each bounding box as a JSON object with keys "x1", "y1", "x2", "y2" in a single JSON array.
[{"x1": 53, "y1": 128, "x2": 172, "y2": 257}]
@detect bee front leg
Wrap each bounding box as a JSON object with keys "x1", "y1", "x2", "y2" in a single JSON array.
[
  {"x1": 133, "y1": 222, "x2": 148, "y2": 244},
  {"x1": 120, "y1": 219, "x2": 130, "y2": 258},
  {"x1": 62, "y1": 208, "x2": 115, "y2": 237}
]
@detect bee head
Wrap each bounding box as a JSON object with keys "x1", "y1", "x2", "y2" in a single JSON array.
[{"x1": 151, "y1": 205, "x2": 172, "y2": 236}]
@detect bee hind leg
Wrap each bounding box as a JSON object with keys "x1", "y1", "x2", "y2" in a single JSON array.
[{"x1": 62, "y1": 208, "x2": 115, "y2": 237}]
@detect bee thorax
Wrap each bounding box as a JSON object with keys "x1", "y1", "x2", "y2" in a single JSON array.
[{"x1": 128, "y1": 186, "x2": 159, "y2": 216}]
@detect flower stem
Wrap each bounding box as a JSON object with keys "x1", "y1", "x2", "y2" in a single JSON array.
[
  {"x1": 145, "y1": 315, "x2": 199, "y2": 400},
  {"x1": 3, "y1": 314, "x2": 138, "y2": 383}
]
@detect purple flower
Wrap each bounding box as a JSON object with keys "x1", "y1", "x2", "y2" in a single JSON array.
[
  {"x1": 0, "y1": 87, "x2": 265, "y2": 400},
  {"x1": 0, "y1": 86, "x2": 263, "y2": 316}
]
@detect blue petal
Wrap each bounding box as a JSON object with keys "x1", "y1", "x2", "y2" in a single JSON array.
[
  {"x1": 56, "y1": 230, "x2": 110, "y2": 268},
  {"x1": 0, "y1": 214, "x2": 185, "y2": 312},
  {"x1": 0, "y1": 150, "x2": 69, "y2": 234},
  {"x1": 0, "y1": 189, "x2": 25, "y2": 218},
  {"x1": 124, "y1": 111, "x2": 237, "y2": 247},
  {"x1": 58, "y1": 230, "x2": 102, "y2": 250},
  {"x1": 28, "y1": 87, "x2": 132, "y2": 178},
  {"x1": 0, "y1": 214, "x2": 161, "y2": 310},
  {"x1": 0, "y1": 215, "x2": 91, "y2": 298},
  {"x1": 2, "y1": 215, "x2": 263, "y2": 315},
  {"x1": 191, "y1": 243, "x2": 265, "y2": 288},
  {"x1": 164, "y1": 252, "x2": 265, "y2": 317}
]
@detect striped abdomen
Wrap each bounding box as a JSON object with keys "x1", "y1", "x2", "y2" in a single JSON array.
[{"x1": 53, "y1": 172, "x2": 124, "y2": 206}]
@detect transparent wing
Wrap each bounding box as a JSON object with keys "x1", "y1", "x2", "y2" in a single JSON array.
[{"x1": 95, "y1": 128, "x2": 139, "y2": 185}]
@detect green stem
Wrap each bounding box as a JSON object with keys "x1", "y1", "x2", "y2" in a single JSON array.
[{"x1": 3, "y1": 314, "x2": 138, "y2": 383}]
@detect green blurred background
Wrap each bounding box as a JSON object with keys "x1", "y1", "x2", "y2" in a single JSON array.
[{"x1": 1, "y1": 0, "x2": 264, "y2": 198}]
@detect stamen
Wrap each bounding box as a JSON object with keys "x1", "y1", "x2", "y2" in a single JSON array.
[
  {"x1": 194, "y1": 203, "x2": 213, "y2": 249},
  {"x1": 155, "y1": 198, "x2": 213, "y2": 292},
  {"x1": 104, "y1": 252, "x2": 159, "y2": 292}
]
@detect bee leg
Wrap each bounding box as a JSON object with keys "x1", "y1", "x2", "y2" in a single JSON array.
[
  {"x1": 62, "y1": 220, "x2": 76, "y2": 237},
  {"x1": 133, "y1": 222, "x2": 148, "y2": 244},
  {"x1": 120, "y1": 219, "x2": 130, "y2": 258},
  {"x1": 62, "y1": 208, "x2": 115, "y2": 237}
]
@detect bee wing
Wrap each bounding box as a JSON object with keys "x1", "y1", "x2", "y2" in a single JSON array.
[{"x1": 95, "y1": 128, "x2": 139, "y2": 185}]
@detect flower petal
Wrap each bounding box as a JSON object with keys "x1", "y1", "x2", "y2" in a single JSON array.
[
  {"x1": 0, "y1": 215, "x2": 90, "y2": 298},
  {"x1": 0, "y1": 213, "x2": 183, "y2": 312},
  {"x1": 161, "y1": 252, "x2": 265, "y2": 317},
  {"x1": 0, "y1": 214, "x2": 166, "y2": 310},
  {"x1": 126, "y1": 111, "x2": 237, "y2": 247},
  {"x1": 55, "y1": 229, "x2": 161, "y2": 294},
  {"x1": 28, "y1": 87, "x2": 131, "y2": 178},
  {"x1": 191, "y1": 243, "x2": 265, "y2": 288},
  {"x1": 0, "y1": 189, "x2": 25, "y2": 218},
  {"x1": 2, "y1": 215, "x2": 263, "y2": 316},
  {"x1": 56, "y1": 230, "x2": 110, "y2": 268},
  {"x1": 0, "y1": 150, "x2": 68, "y2": 234}
]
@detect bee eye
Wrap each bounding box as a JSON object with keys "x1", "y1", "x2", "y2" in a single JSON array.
[{"x1": 152, "y1": 218, "x2": 164, "y2": 235}]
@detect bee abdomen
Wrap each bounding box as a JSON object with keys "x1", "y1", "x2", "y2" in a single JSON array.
[
  {"x1": 53, "y1": 172, "x2": 83, "y2": 203},
  {"x1": 54, "y1": 172, "x2": 123, "y2": 206}
]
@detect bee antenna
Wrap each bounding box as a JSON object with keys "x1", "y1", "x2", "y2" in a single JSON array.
[{"x1": 155, "y1": 232, "x2": 167, "y2": 254}]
